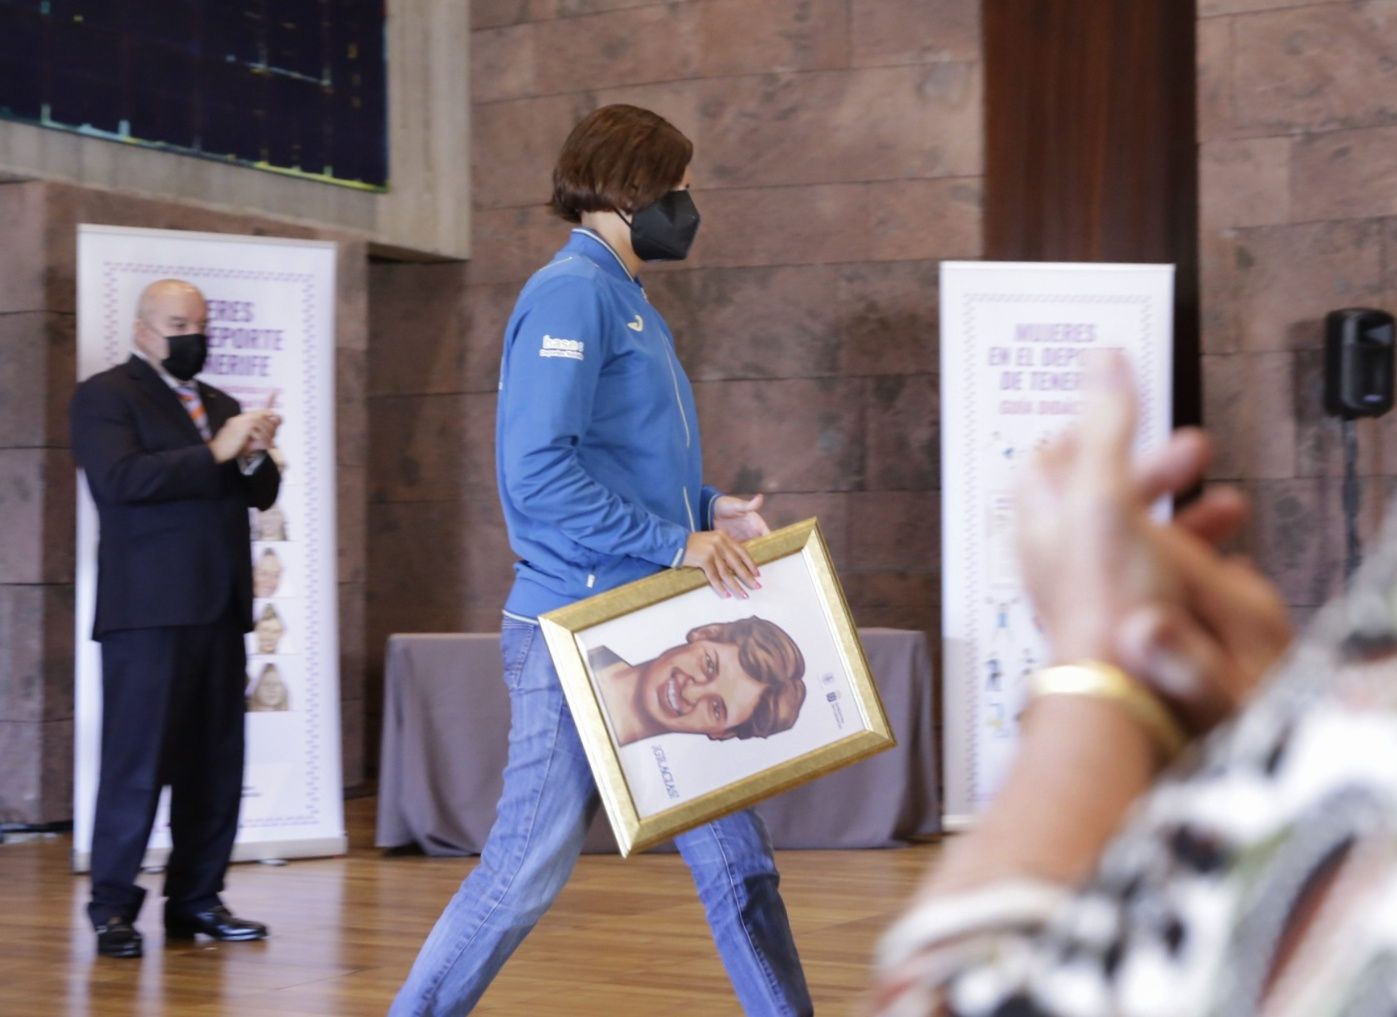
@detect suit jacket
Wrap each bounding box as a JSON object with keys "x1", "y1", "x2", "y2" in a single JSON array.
[{"x1": 70, "y1": 356, "x2": 281, "y2": 639}]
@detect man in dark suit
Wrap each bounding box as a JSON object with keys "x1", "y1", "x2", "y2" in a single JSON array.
[{"x1": 70, "y1": 279, "x2": 282, "y2": 959}]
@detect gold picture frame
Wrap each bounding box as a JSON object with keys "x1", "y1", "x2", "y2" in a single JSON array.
[{"x1": 540, "y1": 518, "x2": 895, "y2": 857}]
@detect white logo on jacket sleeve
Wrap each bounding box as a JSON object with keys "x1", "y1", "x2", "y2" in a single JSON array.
[
  {"x1": 539, "y1": 334, "x2": 585, "y2": 361},
  {"x1": 627, "y1": 314, "x2": 644, "y2": 332}
]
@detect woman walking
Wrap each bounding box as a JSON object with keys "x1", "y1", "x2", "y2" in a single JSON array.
[{"x1": 389, "y1": 105, "x2": 812, "y2": 1017}]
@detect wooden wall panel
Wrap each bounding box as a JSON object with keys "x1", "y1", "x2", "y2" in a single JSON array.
[{"x1": 984, "y1": 0, "x2": 1200, "y2": 423}]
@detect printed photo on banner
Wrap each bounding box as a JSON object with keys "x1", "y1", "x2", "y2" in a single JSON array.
[
  {"x1": 252, "y1": 540, "x2": 302, "y2": 600},
  {"x1": 246, "y1": 660, "x2": 295, "y2": 713},
  {"x1": 248, "y1": 599, "x2": 297, "y2": 657},
  {"x1": 540, "y1": 519, "x2": 895, "y2": 856},
  {"x1": 252, "y1": 503, "x2": 291, "y2": 542}
]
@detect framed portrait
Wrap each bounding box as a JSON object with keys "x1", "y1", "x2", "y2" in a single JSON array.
[{"x1": 540, "y1": 518, "x2": 895, "y2": 856}]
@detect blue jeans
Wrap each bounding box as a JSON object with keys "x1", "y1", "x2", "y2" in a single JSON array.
[{"x1": 390, "y1": 618, "x2": 812, "y2": 1016}]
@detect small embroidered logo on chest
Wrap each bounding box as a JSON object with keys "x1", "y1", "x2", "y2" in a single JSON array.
[
  {"x1": 539, "y1": 334, "x2": 585, "y2": 361},
  {"x1": 627, "y1": 314, "x2": 644, "y2": 332}
]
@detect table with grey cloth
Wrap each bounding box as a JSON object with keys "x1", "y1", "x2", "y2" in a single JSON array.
[{"x1": 375, "y1": 628, "x2": 939, "y2": 854}]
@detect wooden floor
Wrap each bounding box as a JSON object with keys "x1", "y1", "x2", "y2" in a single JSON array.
[{"x1": 0, "y1": 797, "x2": 939, "y2": 1016}]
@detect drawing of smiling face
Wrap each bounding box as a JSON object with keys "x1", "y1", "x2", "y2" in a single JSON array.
[{"x1": 634, "y1": 637, "x2": 771, "y2": 739}]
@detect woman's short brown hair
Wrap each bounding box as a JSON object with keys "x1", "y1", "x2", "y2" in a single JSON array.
[{"x1": 550, "y1": 104, "x2": 693, "y2": 223}]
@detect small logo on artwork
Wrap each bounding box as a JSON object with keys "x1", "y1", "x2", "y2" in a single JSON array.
[
  {"x1": 539, "y1": 334, "x2": 585, "y2": 360},
  {"x1": 824, "y1": 677, "x2": 846, "y2": 729}
]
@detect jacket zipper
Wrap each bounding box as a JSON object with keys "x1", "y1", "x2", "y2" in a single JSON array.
[
  {"x1": 682, "y1": 487, "x2": 697, "y2": 532},
  {"x1": 664, "y1": 350, "x2": 692, "y2": 449}
]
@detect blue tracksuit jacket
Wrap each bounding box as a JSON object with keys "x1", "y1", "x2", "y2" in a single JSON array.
[{"x1": 496, "y1": 228, "x2": 721, "y2": 619}]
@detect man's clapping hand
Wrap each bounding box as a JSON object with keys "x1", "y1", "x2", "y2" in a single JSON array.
[{"x1": 209, "y1": 410, "x2": 281, "y2": 464}]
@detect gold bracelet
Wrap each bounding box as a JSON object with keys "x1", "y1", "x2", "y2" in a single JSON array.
[{"x1": 1028, "y1": 661, "x2": 1188, "y2": 760}]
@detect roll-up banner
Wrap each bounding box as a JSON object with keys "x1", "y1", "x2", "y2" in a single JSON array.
[
  {"x1": 940, "y1": 262, "x2": 1174, "y2": 829},
  {"x1": 74, "y1": 225, "x2": 345, "y2": 869}
]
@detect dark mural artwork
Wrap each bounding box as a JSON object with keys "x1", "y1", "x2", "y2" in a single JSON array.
[{"x1": 0, "y1": 0, "x2": 388, "y2": 189}]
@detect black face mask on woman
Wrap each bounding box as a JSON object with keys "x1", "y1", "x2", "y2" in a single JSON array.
[
  {"x1": 161, "y1": 332, "x2": 209, "y2": 381},
  {"x1": 628, "y1": 189, "x2": 701, "y2": 262}
]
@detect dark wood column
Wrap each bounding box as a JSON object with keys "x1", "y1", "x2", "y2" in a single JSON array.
[{"x1": 983, "y1": 0, "x2": 1200, "y2": 424}]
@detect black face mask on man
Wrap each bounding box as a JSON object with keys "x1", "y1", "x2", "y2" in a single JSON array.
[
  {"x1": 161, "y1": 332, "x2": 209, "y2": 382},
  {"x1": 627, "y1": 189, "x2": 701, "y2": 262}
]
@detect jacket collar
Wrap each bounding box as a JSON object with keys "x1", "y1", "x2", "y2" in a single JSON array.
[
  {"x1": 564, "y1": 228, "x2": 639, "y2": 285},
  {"x1": 124, "y1": 355, "x2": 219, "y2": 438},
  {"x1": 126, "y1": 351, "x2": 178, "y2": 390}
]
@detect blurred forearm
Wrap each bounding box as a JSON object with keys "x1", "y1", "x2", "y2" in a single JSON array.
[{"x1": 922, "y1": 696, "x2": 1160, "y2": 898}]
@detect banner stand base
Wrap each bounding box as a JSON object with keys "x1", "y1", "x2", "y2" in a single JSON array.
[
  {"x1": 940, "y1": 814, "x2": 975, "y2": 834},
  {"x1": 72, "y1": 834, "x2": 349, "y2": 874}
]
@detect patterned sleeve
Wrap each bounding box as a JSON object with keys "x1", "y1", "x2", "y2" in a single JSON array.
[
  {"x1": 871, "y1": 513, "x2": 1397, "y2": 1017},
  {"x1": 870, "y1": 693, "x2": 1397, "y2": 1017},
  {"x1": 870, "y1": 880, "x2": 1070, "y2": 1016}
]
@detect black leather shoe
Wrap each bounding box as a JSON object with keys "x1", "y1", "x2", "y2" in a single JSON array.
[
  {"x1": 165, "y1": 905, "x2": 268, "y2": 942},
  {"x1": 96, "y1": 917, "x2": 143, "y2": 958}
]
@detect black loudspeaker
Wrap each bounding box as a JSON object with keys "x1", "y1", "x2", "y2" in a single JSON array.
[{"x1": 1325, "y1": 308, "x2": 1396, "y2": 419}]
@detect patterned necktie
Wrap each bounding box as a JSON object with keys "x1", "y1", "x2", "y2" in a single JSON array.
[{"x1": 175, "y1": 383, "x2": 212, "y2": 441}]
